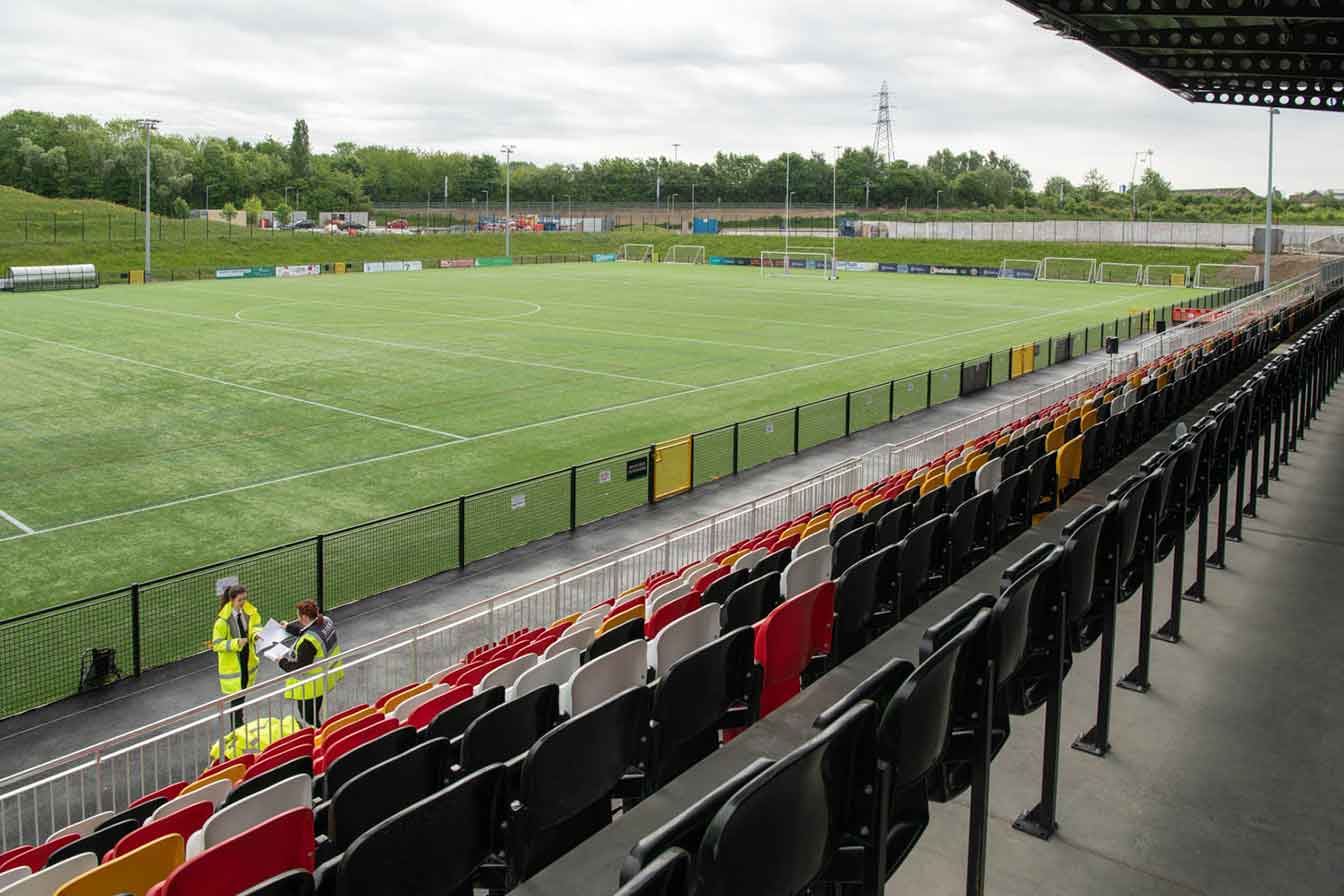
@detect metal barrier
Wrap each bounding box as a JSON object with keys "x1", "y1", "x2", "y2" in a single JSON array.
[{"x1": 0, "y1": 265, "x2": 1337, "y2": 850}]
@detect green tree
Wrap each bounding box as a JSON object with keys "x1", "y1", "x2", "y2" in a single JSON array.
[
  {"x1": 1082, "y1": 168, "x2": 1112, "y2": 202},
  {"x1": 172, "y1": 196, "x2": 190, "y2": 218},
  {"x1": 1132, "y1": 167, "x2": 1172, "y2": 208},
  {"x1": 1041, "y1": 176, "x2": 1073, "y2": 208},
  {"x1": 242, "y1": 195, "x2": 263, "y2": 226},
  {"x1": 274, "y1": 200, "x2": 292, "y2": 225},
  {"x1": 221, "y1": 201, "x2": 237, "y2": 225},
  {"x1": 289, "y1": 119, "x2": 311, "y2": 178}
]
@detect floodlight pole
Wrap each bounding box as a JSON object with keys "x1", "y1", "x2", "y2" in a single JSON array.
[
  {"x1": 137, "y1": 119, "x2": 159, "y2": 280},
  {"x1": 785, "y1": 156, "x2": 791, "y2": 258},
  {"x1": 1265, "y1": 109, "x2": 1278, "y2": 288},
  {"x1": 501, "y1": 145, "x2": 516, "y2": 256},
  {"x1": 690, "y1": 184, "x2": 696, "y2": 220},
  {"x1": 205, "y1": 182, "x2": 221, "y2": 240},
  {"x1": 833, "y1": 145, "x2": 840, "y2": 280}
]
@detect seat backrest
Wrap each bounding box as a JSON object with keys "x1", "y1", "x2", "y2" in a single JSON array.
[
  {"x1": 513, "y1": 688, "x2": 652, "y2": 881},
  {"x1": 46, "y1": 820, "x2": 139, "y2": 870},
  {"x1": 831, "y1": 545, "x2": 892, "y2": 663},
  {"x1": 698, "y1": 569, "x2": 749, "y2": 607},
  {"x1": 993, "y1": 544, "x2": 1062, "y2": 687},
  {"x1": 874, "y1": 502, "x2": 913, "y2": 549},
  {"x1": 781, "y1": 545, "x2": 831, "y2": 601},
  {"x1": 229, "y1": 756, "x2": 317, "y2": 807},
  {"x1": 696, "y1": 702, "x2": 876, "y2": 896},
  {"x1": 680, "y1": 562, "x2": 718, "y2": 586},
  {"x1": 895, "y1": 513, "x2": 947, "y2": 613},
  {"x1": 649, "y1": 604, "x2": 721, "y2": 679},
  {"x1": 1058, "y1": 504, "x2": 1110, "y2": 626},
  {"x1": 425, "y1": 686, "x2": 506, "y2": 744},
  {"x1": 912, "y1": 485, "x2": 946, "y2": 527},
  {"x1": 568, "y1": 638, "x2": 649, "y2": 716},
  {"x1": 0, "y1": 855, "x2": 96, "y2": 896},
  {"x1": 730, "y1": 548, "x2": 767, "y2": 574},
  {"x1": 830, "y1": 522, "x2": 874, "y2": 579},
  {"x1": 404, "y1": 684, "x2": 474, "y2": 730},
  {"x1": 719, "y1": 572, "x2": 779, "y2": 633},
  {"x1": 157, "y1": 808, "x2": 315, "y2": 896},
  {"x1": 460, "y1": 685, "x2": 560, "y2": 773},
  {"x1": 612, "y1": 847, "x2": 690, "y2": 896},
  {"x1": 646, "y1": 592, "x2": 701, "y2": 640},
  {"x1": 53, "y1": 833, "x2": 184, "y2": 896},
  {"x1": 974, "y1": 456, "x2": 1004, "y2": 494},
  {"x1": 334, "y1": 764, "x2": 504, "y2": 896},
  {"x1": 0, "y1": 868, "x2": 29, "y2": 891},
  {"x1": 474, "y1": 654, "x2": 538, "y2": 696},
  {"x1": 1106, "y1": 474, "x2": 1153, "y2": 571},
  {"x1": 246, "y1": 743, "x2": 312, "y2": 783},
  {"x1": 754, "y1": 591, "x2": 816, "y2": 719},
  {"x1": 583, "y1": 617, "x2": 646, "y2": 663},
  {"x1": 647, "y1": 579, "x2": 692, "y2": 616},
  {"x1": 320, "y1": 725, "x2": 417, "y2": 800},
  {"x1": 508, "y1": 650, "x2": 581, "y2": 701},
  {"x1": 92, "y1": 799, "x2": 164, "y2": 836},
  {"x1": 108, "y1": 802, "x2": 213, "y2": 862},
  {"x1": 544, "y1": 623, "x2": 597, "y2": 659},
  {"x1": 319, "y1": 718, "x2": 399, "y2": 774},
  {"x1": 327, "y1": 738, "x2": 453, "y2": 851},
  {"x1": 793, "y1": 527, "x2": 830, "y2": 561},
  {"x1": 45, "y1": 813, "x2": 113, "y2": 845},
  {"x1": 648, "y1": 628, "x2": 757, "y2": 789},
  {"x1": 193, "y1": 774, "x2": 312, "y2": 859},
  {"x1": 750, "y1": 547, "x2": 792, "y2": 580}
]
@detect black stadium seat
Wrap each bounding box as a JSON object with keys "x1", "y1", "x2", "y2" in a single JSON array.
[
  {"x1": 455, "y1": 684, "x2": 560, "y2": 778},
  {"x1": 239, "y1": 869, "x2": 315, "y2": 896},
  {"x1": 611, "y1": 847, "x2": 691, "y2": 896},
  {"x1": 719, "y1": 572, "x2": 779, "y2": 633}
]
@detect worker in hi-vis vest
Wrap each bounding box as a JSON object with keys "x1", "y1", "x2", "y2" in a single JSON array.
[
  {"x1": 279, "y1": 600, "x2": 344, "y2": 727},
  {"x1": 212, "y1": 583, "x2": 261, "y2": 729}
]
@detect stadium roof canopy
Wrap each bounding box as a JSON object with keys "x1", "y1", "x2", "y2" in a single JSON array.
[{"x1": 1004, "y1": 1, "x2": 1344, "y2": 112}]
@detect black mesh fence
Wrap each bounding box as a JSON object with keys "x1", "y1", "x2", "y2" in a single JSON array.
[
  {"x1": 324, "y1": 503, "x2": 458, "y2": 610},
  {"x1": 849, "y1": 383, "x2": 891, "y2": 433},
  {"x1": 692, "y1": 426, "x2": 734, "y2": 486},
  {"x1": 464, "y1": 470, "x2": 571, "y2": 564},
  {"x1": 796, "y1": 396, "x2": 847, "y2": 452},
  {"x1": 576, "y1": 449, "x2": 652, "y2": 527},
  {"x1": 139, "y1": 541, "x2": 319, "y2": 672},
  {"x1": 737, "y1": 410, "x2": 795, "y2": 472},
  {"x1": 929, "y1": 364, "x2": 960, "y2": 405},
  {"x1": 0, "y1": 589, "x2": 135, "y2": 718},
  {"x1": 0, "y1": 281, "x2": 1218, "y2": 720}
]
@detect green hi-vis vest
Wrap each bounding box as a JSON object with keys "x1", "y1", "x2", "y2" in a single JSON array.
[
  {"x1": 284, "y1": 616, "x2": 345, "y2": 700},
  {"x1": 211, "y1": 601, "x2": 261, "y2": 695}
]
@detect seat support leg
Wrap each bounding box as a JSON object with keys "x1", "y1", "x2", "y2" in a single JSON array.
[
  {"x1": 1184, "y1": 494, "x2": 1209, "y2": 602},
  {"x1": 1228, "y1": 450, "x2": 1246, "y2": 539},
  {"x1": 1154, "y1": 529, "x2": 1184, "y2": 643},
  {"x1": 965, "y1": 663, "x2": 993, "y2": 896},
  {"x1": 1074, "y1": 573, "x2": 1118, "y2": 757},
  {"x1": 1014, "y1": 600, "x2": 1065, "y2": 841}
]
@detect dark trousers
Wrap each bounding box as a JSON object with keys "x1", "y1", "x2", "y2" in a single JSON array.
[
  {"x1": 229, "y1": 658, "x2": 251, "y2": 729},
  {"x1": 297, "y1": 695, "x2": 324, "y2": 727}
]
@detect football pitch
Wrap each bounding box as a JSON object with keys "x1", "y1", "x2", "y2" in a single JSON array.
[{"x1": 0, "y1": 263, "x2": 1204, "y2": 617}]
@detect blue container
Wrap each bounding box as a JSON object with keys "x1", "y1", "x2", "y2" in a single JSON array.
[{"x1": 692, "y1": 217, "x2": 720, "y2": 234}]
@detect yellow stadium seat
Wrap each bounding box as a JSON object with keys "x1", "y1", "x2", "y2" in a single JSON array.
[
  {"x1": 54, "y1": 834, "x2": 184, "y2": 896},
  {"x1": 965, "y1": 453, "x2": 988, "y2": 474},
  {"x1": 1044, "y1": 426, "x2": 1066, "y2": 454},
  {"x1": 617, "y1": 584, "x2": 645, "y2": 600},
  {"x1": 801, "y1": 519, "x2": 830, "y2": 539},
  {"x1": 857, "y1": 496, "x2": 883, "y2": 515},
  {"x1": 546, "y1": 612, "x2": 582, "y2": 633},
  {"x1": 944, "y1": 462, "x2": 967, "y2": 483},
  {"x1": 920, "y1": 475, "x2": 944, "y2": 497},
  {"x1": 1056, "y1": 435, "x2": 1084, "y2": 503},
  {"x1": 780, "y1": 524, "x2": 805, "y2": 541},
  {"x1": 1157, "y1": 371, "x2": 1171, "y2": 389},
  {"x1": 382, "y1": 682, "x2": 432, "y2": 715},
  {"x1": 995, "y1": 434, "x2": 1011, "y2": 448},
  {"x1": 595, "y1": 604, "x2": 645, "y2": 637},
  {"x1": 721, "y1": 550, "x2": 749, "y2": 568},
  {"x1": 1080, "y1": 409, "x2": 1098, "y2": 432},
  {"x1": 181, "y1": 764, "x2": 245, "y2": 797}
]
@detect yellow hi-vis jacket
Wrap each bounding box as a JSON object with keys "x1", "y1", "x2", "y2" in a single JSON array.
[
  {"x1": 283, "y1": 615, "x2": 344, "y2": 700},
  {"x1": 212, "y1": 600, "x2": 261, "y2": 695}
]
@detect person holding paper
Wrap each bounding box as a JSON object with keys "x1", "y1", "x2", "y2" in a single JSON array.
[
  {"x1": 279, "y1": 601, "x2": 344, "y2": 726},
  {"x1": 211, "y1": 584, "x2": 261, "y2": 728}
]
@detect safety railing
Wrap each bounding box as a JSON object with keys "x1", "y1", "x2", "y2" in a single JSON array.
[{"x1": 0, "y1": 262, "x2": 1337, "y2": 850}]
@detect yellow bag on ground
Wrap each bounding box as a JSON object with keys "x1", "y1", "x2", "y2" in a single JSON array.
[{"x1": 209, "y1": 716, "x2": 303, "y2": 762}]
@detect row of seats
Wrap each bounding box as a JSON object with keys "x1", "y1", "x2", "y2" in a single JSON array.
[
  {"x1": 9, "y1": 300, "x2": 1325, "y2": 896},
  {"x1": 611, "y1": 305, "x2": 1341, "y2": 895}
]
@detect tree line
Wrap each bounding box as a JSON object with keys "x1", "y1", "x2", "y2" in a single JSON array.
[{"x1": 2, "y1": 110, "x2": 1340, "y2": 223}]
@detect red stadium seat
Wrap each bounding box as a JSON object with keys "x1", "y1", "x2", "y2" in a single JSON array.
[
  {"x1": 106, "y1": 801, "x2": 213, "y2": 861},
  {"x1": 404, "y1": 684, "x2": 473, "y2": 730},
  {"x1": 753, "y1": 591, "x2": 815, "y2": 720},
  {"x1": 691, "y1": 566, "x2": 730, "y2": 595},
  {"x1": 128, "y1": 780, "x2": 187, "y2": 810},
  {"x1": 453, "y1": 656, "x2": 510, "y2": 689},
  {"x1": 0, "y1": 833, "x2": 79, "y2": 872},
  {"x1": 317, "y1": 717, "x2": 398, "y2": 775},
  {"x1": 797, "y1": 580, "x2": 836, "y2": 659},
  {"x1": 374, "y1": 682, "x2": 422, "y2": 711},
  {"x1": 147, "y1": 807, "x2": 315, "y2": 896},
  {"x1": 260, "y1": 727, "x2": 314, "y2": 759},
  {"x1": 244, "y1": 743, "x2": 312, "y2": 782},
  {"x1": 608, "y1": 594, "x2": 645, "y2": 619},
  {"x1": 646, "y1": 592, "x2": 701, "y2": 639},
  {"x1": 316, "y1": 704, "x2": 370, "y2": 733}
]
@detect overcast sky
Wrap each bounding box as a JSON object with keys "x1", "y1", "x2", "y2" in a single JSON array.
[{"x1": 3, "y1": 0, "x2": 1340, "y2": 192}]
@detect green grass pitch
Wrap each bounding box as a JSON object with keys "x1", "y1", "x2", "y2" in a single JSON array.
[{"x1": 0, "y1": 262, "x2": 1203, "y2": 620}]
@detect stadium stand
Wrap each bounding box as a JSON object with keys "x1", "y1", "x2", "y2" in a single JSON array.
[{"x1": 0, "y1": 265, "x2": 1340, "y2": 894}]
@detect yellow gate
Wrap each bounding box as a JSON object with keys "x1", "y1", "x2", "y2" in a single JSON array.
[
  {"x1": 128, "y1": 269, "x2": 145, "y2": 285},
  {"x1": 1010, "y1": 343, "x2": 1035, "y2": 378},
  {"x1": 653, "y1": 436, "x2": 692, "y2": 501}
]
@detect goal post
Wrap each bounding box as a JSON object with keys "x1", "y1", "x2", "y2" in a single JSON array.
[
  {"x1": 1096, "y1": 262, "x2": 1143, "y2": 286},
  {"x1": 760, "y1": 249, "x2": 835, "y2": 279},
  {"x1": 1144, "y1": 264, "x2": 1191, "y2": 288},
  {"x1": 663, "y1": 245, "x2": 706, "y2": 264},
  {"x1": 1040, "y1": 257, "x2": 1097, "y2": 283},
  {"x1": 1194, "y1": 263, "x2": 1261, "y2": 289},
  {"x1": 999, "y1": 258, "x2": 1042, "y2": 280},
  {"x1": 618, "y1": 243, "x2": 655, "y2": 263}
]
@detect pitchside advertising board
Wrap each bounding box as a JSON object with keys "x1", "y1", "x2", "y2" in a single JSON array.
[
  {"x1": 215, "y1": 266, "x2": 275, "y2": 279},
  {"x1": 276, "y1": 264, "x2": 321, "y2": 278},
  {"x1": 592, "y1": 253, "x2": 618, "y2": 263},
  {"x1": 439, "y1": 258, "x2": 475, "y2": 269},
  {"x1": 364, "y1": 260, "x2": 424, "y2": 273}
]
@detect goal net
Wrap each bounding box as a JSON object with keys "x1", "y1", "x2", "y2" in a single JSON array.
[
  {"x1": 999, "y1": 258, "x2": 1041, "y2": 280},
  {"x1": 760, "y1": 250, "x2": 835, "y2": 278},
  {"x1": 619, "y1": 244, "x2": 655, "y2": 263},
  {"x1": 1040, "y1": 257, "x2": 1097, "y2": 283},
  {"x1": 1144, "y1": 264, "x2": 1191, "y2": 288},
  {"x1": 1096, "y1": 262, "x2": 1143, "y2": 286},
  {"x1": 663, "y1": 245, "x2": 706, "y2": 264},
  {"x1": 1194, "y1": 264, "x2": 1261, "y2": 289}
]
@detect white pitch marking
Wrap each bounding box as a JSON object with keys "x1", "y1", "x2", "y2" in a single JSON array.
[
  {"x1": 0, "y1": 509, "x2": 35, "y2": 535},
  {"x1": 50, "y1": 296, "x2": 699, "y2": 390},
  {"x1": 0, "y1": 326, "x2": 470, "y2": 441},
  {"x1": 3, "y1": 289, "x2": 1141, "y2": 543}
]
